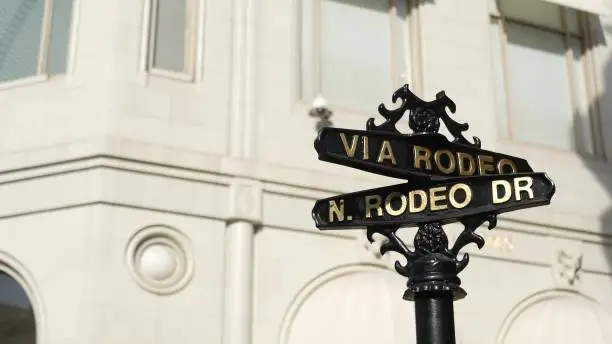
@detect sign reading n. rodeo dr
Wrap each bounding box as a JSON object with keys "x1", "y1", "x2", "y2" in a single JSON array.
[{"x1": 312, "y1": 172, "x2": 555, "y2": 229}]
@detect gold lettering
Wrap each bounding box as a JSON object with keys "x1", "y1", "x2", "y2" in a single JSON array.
[
  {"x1": 362, "y1": 136, "x2": 369, "y2": 160},
  {"x1": 478, "y1": 155, "x2": 495, "y2": 175},
  {"x1": 377, "y1": 140, "x2": 397, "y2": 165},
  {"x1": 497, "y1": 158, "x2": 518, "y2": 174},
  {"x1": 384, "y1": 192, "x2": 407, "y2": 216},
  {"x1": 409, "y1": 190, "x2": 427, "y2": 213},
  {"x1": 503, "y1": 237, "x2": 514, "y2": 252},
  {"x1": 457, "y1": 152, "x2": 476, "y2": 176},
  {"x1": 484, "y1": 235, "x2": 514, "y2": 252},
  {"x1": 329, "y1": 200, "x2": 344, "y2": 223},
  {"x1": 434, "y1": 150, "x2": 456, "y2": 174},
  {"x1": 448, "y1": 183, "x2": 472, "y2": 209},
  {"x1": 492, "y1": 180, "x2": 512, "y2": 204},
  {"x1": 490, "y1": 235, "x2": 502, "y2": 248},
  {"x1": 429, "y1": 186, "x2": 448, "y2": 211},
  {"x1": 513, "y1": 177, "x2": 534, "y2": 201},
  {"x1": 339, "y1": 133, "x2": 359, "y2": 158},
  {"x1": 413, "y1": 146, "x2": 432, "y2": 170},
  {"x1": 365, "y1": 195, "x2": 383, "y2": 218}
]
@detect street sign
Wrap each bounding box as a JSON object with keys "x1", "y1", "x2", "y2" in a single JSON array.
[
  {"x1": 310, "y1": 84, "x2": 557, "y2": 341},
  {"x1": 315, "y1": 127, "x2": 533, "y2": 179},
  {"x1": 312, "y1": 172, "x2": 555, "y2": 229}
]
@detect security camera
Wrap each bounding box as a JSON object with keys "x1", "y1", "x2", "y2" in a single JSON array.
[{"x1": 309, "y1": 94, "x2": 332, "y2": 120}]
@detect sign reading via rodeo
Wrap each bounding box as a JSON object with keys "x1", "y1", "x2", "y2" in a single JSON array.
[
  {"x1": 314, "y1": 127, "x2": 533, "y2": 179},
  {"x1": 311, "y1": 84, "x2": 555, "y2": 231}
]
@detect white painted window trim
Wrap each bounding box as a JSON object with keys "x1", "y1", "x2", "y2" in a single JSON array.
[
  {"x1": 0, "y1": 74, "x2": 47, "y2": 91},
  {"x1": 297, "y1": 0, "x2": 419, "y2": 115},
  {"x1": 0, "y1": 0, "x2": 61, "y2": 88},
  {"x1": 490, "y1": 0, "x2": 604, "y2": 157},
  {"x1": 37, "y1": 0, "x2": 54, "y2": 75},
  {"x1": 65, "y1": 0, "x2": 81, "y2": 77},
  {"x1": 145, "y1": 0, "x2": 202, "y2": 82}
]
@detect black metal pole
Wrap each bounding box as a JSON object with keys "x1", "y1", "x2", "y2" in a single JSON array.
[
  {"x1": 400, "y1": 221, "x2": 468, "y2": 344},
  {"x1": 414, "y1": 291, "x2": 456, "y2": 344}
]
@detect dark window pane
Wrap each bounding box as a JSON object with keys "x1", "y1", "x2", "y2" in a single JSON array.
[
  {"x1": 151, "y1": 0, "x2": 187, "y2": 73},
  {"x1": 0, "y1": 272, "x2": 36, "y2": 344}
]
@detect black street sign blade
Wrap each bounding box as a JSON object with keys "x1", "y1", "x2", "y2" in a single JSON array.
[
  {"x1": 312, "y1": 172, "x2": 555, "y2": 230},
  {"x1": 314, "y1": 127, "x2": 533, "y2": 179}
]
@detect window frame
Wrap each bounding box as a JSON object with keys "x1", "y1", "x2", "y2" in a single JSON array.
[
  {"x1": 297, "y1": 0, "x2": 419, "y2": 115},
  {"x1": 0, "y1": 254, "x2": 44, "y2": 344},
  {"x1": 489, "y1": 0, "x2": 604, "y2": 157},
  {"x1": 146, "y1": 0, "x2": 200, "y2": 82},
  {"x1": 0, "y1": 0, "x2": 72, "y2": 89}
]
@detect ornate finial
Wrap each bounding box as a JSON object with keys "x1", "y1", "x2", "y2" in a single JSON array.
[
  {"x1": 365, "y1": 213, "x2": 497, "y2": 300},
  {"x1": 414, "y1": 222, "x2": 448, "y2": 253},
  {"x1": 409, "y1": 108, "x2": 440, "y2": 133},
  {"x1": 366, "y1": 84, "x2": 481, "y2": 147}
]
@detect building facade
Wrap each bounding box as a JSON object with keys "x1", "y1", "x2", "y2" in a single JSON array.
[{"x1": 0, "y1": 0, "x2": 612, "y2": 343}]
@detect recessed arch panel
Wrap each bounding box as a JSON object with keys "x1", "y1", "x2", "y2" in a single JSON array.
[
  {"x1": 498, "y1": 290, "x2": 612, "y2": 344},
  {"x1": 279, "y1": 264, "x2": 415, "y2": 344}
]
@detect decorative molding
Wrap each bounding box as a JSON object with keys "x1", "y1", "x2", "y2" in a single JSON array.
[
  {"x1": 229, "y1": 178, "x2": 263, "y2": 224},
  {"x1": 550, "y1": 238, "x2": 584, "y2": 290},
  {"x1": 125, "y1": 224, "x2": 195, "y2": 295},
  {"x1": 553, "y1": 248, "x2": 583, "y2": 289}
]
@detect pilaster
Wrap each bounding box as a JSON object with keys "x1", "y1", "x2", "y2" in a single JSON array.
[{"x1": 223, "y1": 177, "x2": 263, "y2": 344}]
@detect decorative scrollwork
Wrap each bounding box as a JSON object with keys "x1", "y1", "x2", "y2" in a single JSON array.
[
  {"x1": 366, "y1": 84, "x2": 481, "y2": 147},
  {"x1": 366, "y1": 213, "x2": 497, "y2": 282},
  {"x1": 452, "y1": 213, "x2": 497, "y2": 272},
  {"x1": 359, "y1": 84, "x2": 506, "y2": 300},
  {"x1": 366, "y1": 226, "x2": 416, "y2": 277}
]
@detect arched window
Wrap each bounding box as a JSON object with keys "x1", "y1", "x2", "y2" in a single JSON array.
[{"x1": 0, "y1": 271, "x2": 36, "y2": 344}]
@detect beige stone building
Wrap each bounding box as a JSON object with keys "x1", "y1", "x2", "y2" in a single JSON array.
[{"x1": 0, "y1": 0, "x2": 612, "y2": 343}]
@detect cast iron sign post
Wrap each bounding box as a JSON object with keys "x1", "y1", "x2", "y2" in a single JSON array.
[{"x1": 311, "y1": 84, "x2": 555, "y2": 344}]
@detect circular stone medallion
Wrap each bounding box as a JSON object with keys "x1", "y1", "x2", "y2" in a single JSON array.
[{"x1": 126, "y1": 225, "x2": 194, "y2": 295}]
